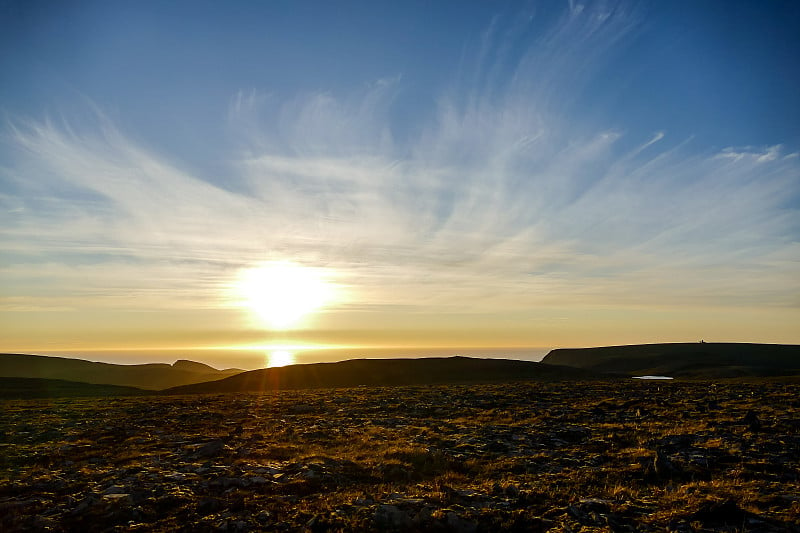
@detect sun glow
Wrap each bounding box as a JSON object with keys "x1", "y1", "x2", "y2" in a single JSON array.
[
  {"x1": 235, "y1": 261, "x2": 338, "y2": 330},
  {"x1": 267, "y1": 349, "x2": 295, "y2": 367}
]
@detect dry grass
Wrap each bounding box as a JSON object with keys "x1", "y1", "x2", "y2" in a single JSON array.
[{"x1": 1, "y1": 380, "x2": 798, "y2": 531}]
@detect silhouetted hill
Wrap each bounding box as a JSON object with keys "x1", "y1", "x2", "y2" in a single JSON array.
[
  {"x1": 0, "y1": 353, "x2": 243, "y2": 390},
  {"x1": 542, "y1": 343, "x2": 800, "y2": 378},
  {"x1": 0, "y1": 377, "x2": 149, "y2": 399},
  {"x1": 162, "y1": 356, "x2": 605, "y2": 394},
  {"x1": 171, "y1": 359, "x2": 220, "y2": 373}
]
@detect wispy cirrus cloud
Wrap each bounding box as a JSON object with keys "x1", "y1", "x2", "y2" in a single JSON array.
[{"x1": 1, "y1": 1, "x2": 798, "y2": 328}]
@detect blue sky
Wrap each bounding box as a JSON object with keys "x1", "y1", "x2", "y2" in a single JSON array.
[
  {"x1": 1, "y1": 1, "x2": 799, "y2": 364},
  {"x1": 3, "y1": 2, "x2": 798, "y2": 151}
]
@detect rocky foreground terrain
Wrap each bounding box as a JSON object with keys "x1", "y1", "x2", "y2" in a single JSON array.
[{"x1": 1, "y1": 381, "x2": 798, "y2": 532}]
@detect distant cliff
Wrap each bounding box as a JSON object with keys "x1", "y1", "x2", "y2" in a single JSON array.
[{"x1": 542, "y1": 343, "x2": 800, "y2": 378}]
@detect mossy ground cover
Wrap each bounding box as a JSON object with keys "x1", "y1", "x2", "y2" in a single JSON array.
[{"x1": 1, "y1": 381, "x2": 798, "y2": 531}]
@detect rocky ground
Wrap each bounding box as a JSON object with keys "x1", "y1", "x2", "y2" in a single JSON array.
[{"x1": 1, "y1": 381, "x2": 799, "y2": 532}]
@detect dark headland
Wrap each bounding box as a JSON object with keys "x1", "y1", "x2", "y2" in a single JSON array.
[{"x1": 542, "y1": 342, "x2": 800, "y2": 378}]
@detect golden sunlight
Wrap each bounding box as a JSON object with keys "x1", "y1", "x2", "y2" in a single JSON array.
[
  {"x1": 266, "y1": 349, "x2": 295, "y2": 367},
  {"x1": 235, "y1": 261, "x2": 337, "y2": 330}
]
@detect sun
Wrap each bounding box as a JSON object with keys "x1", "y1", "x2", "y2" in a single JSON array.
[
  {"x1": 235, "y1": 261, "x2": 337, "y2": 330},
  {"x1": 267, "y1": 349, "x2": 295, "y2": 367}
]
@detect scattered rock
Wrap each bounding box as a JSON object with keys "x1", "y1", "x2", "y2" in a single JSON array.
[
  {"x1": 445, "y1": 510, "x2": 477, "y2": 533},
  {"x1": 193, "y1": 439, "x2": 226, "y2": 458},
  {"x1": 197, "y1": 497, "x2": 223, "y2": 516},
  {"x1": 373, "y1": 504, "x2": 412, "y2": 529},
  {"x1": 568, "y1": 498, "x2": 611, "y2": 526},
  {"x1": 691, "y1": 498, "x2": 754, "y2": 526},
  {"x1": 102, "y1": 484, "x2": 126, "y2": 494},
  {"x1": 742, "y1": 410, "x2": 762, "y2": 432},
  {"x1": 70, "y1": 493, "x2": 101, "y2": 515},
  {"x1": 288, "y1": 404, "x2": 315, "y2": 415},
  {"x1": 2, "y1": 381, "x2": 799, "y2": 532},
  {"x1": 653, "y1": 448, "x2": 684, "y2": 479},
  {"x1": 101, "y1": 493, "x2": 133, "y2": 504}
]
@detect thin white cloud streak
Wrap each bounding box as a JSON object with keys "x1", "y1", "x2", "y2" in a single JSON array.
[{"x1": 1, "y1": 2, "x2": 798, "y2": 320}]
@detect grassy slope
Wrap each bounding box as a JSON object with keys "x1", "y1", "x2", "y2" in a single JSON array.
[
  {"x1": 0, "y1": 377, "x2": 149, "y2": 399},
  {"x1": 542, "y1": 342, "x2": 800, "y2": 377},
  {"x1": 0, "y1": 353, "x2": 242, "y2": 390},
  {"x1": 162, "y1": 356, "x2": 606, "y2": 394}
]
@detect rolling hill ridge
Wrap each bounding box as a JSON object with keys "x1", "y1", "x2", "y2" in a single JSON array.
[
  {"x1": 542, "y1": 342, "x2": 800, "y2": 378},
  {"x1": 3, "y1": 343, "x2": 799, "y2": 399},
  {"x1": 0, "y1": 377, "x2": 149, "y2": 399},
  {"x1": 0, "y1": 353, "x2": 243, "y2": 390},
  {"x1": 162, "y1": 356, "x2": 603, "y2": 394}
]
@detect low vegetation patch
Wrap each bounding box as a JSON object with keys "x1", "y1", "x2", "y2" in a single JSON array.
[{"x1": 1, "y1": 381, "x2": 798, "y2": 531}]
